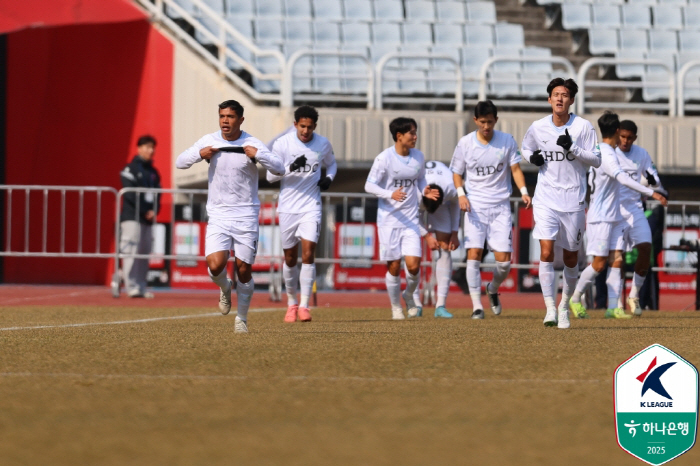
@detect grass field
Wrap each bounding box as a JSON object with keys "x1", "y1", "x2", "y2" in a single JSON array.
[{"x1": 1, "y1": 303, "x2": 699, "y2": 465}]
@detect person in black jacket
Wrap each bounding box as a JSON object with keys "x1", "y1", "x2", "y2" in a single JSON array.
[{"x1": 119, "y1": 135, "x2": 161, "y2": 298}]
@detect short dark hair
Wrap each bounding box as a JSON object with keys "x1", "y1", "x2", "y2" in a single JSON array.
[
  {"x1": 389, "y1": 117, "x2": 417, "y2": 142},
  {"x1": 137, "y1": 135, "x2": 156, "y2": 147},
  {"x1": 474, "y1": 100, "x2": 498, "y2": 119},
  {"x1": 294, "y1": 105, "x2": 319, "y2": 124},
  {"x1": 547, "y1": 78, "x2": 578, "y2": 98},
  {"x1": 620, "y1": 120, "x2": 638, "y2": 135},
  {"x1": 598, "y1": 111, "x2": 620, "y2": 139},
  {"x1": 218, "y1": 100, "x2": 244, "y2": 117},
  {"x1": 422, "y1": 183, "x2": 444, "y2": 214}
]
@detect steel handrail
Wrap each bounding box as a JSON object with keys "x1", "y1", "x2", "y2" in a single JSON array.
[{"x1": 677, "y1": 60, "x2": 700, "y2": 117}]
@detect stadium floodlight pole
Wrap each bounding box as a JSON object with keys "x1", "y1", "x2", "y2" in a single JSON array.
[{"x1": 677, "y1": 60, "x2": 700, "y2": 117}]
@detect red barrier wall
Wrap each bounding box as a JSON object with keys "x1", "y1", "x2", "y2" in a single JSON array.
[{"x1": 3, "y1": 19, "x2": 173, "y2": 285}]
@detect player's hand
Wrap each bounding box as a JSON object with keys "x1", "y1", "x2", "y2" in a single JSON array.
[
  {"x1": 458, "y1": 195, "x2": 471, "y2": 212},
  {"x1": 199, "y1": 146, "x2": 217, "y2": 161},
  {"x1": 449, "y1": 232, "x2": 460, "y2": 251},
  {"x1": 317, "y1": 176, "x2": 332, "y2": 191},
  {"x1": 423, "y1": 186, "x2": 440, "y2": 201},
  {"x1": 289, "y1": 155, "x2": 307, "y2": 172},
  {"x1": 651, "y1": 191, "x2": 668, "y2": 207},
  {"x1": 144, "y1": 210, "x2": 155, "y2": 221},
  {"x1": 425, "y1": 234, "x2": 439, "y2": 251},
  {"x1": 521, "y1": 194, "x2": 532, "y2": 209},
  {"x1": 243, "y1": 145, "x2": 258, "y2": 160},
  {"x1": 530, "y1": 149, "x2": 545, "y2": 167},
  {"x1": 557, "y1": 129, "x2": 573, "y2": 151},
  {"x1": 645, "y1": 170, "x2": 657, "y2": 186},
  {"x1": 391, "y1": 187, "x2": 407, "y2": 202}
]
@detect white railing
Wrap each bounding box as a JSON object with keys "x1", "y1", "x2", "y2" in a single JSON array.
[{"x1": 677, "y1": 60, "x2": 700, "y2": 117}]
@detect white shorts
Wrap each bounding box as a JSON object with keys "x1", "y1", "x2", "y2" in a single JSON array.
[
  {"x1": 279, "y1": 210, "x2": 322, "y2": 249},
  {"x1": 378, "y1": 225, "x2": 422, "y2": 261},
  {"x1": 622, "y1": 208, "x2": 652, "y2": 248},
  {"x1": 463, "y1": 202, "x2": 512, "y2": 252},
  {"x1": 532, "y1": 204, "x2": 585, "y2": 251},
  {"x1": 586, "y1": 220, "x2": 627, "y2": 257},
  {"x1": 205, "y1": 217, "x2": 258, "y2": 265},
  {"x1": 426, "y1": 205, "x2": 452, "y2": 234}
]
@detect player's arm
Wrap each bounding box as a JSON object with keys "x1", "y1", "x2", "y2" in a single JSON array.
[
  {"x1": 557, "y1": 127, "x2": 601, "y2": 168},
  {"x1": 508, "y1": 137, "x2": 532, "y2": 208},
  {"x1": 521, "y1": 126, "x2": 545, "y2": 167},
  {"x1": 176, "y1": 137, "x2": 210, "y2": 169},
  {"x1": 318, "y1": 143, "x2": 337, "y2": 191},
  {"x1": 245, "y1": 143, "x2": 285, "y2": 175},
  {"x1": 364, "y1": 155, "x2": 394, "y2": 200},
  {"x1": 265, "y1": 142, "x2": 288, "y2": 183},
  {"x1": 449, "y1": 143, "x2": 471, "y2": 212}
]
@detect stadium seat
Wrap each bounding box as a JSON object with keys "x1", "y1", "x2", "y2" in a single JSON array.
[
  {"x1": 194, "y1": 14, "x2": 220, "y2": 45},
  {"x1": 521, "y1": 46, "x2": 553, "y2": 74},
  {"x1": 626, "y1": 0, "x2": 657, "y2": 5},
  {"x1": 254, "y1": 49, "x2": 284, "y2": 92},
  {"x1": 587, "y1": 27, "x2": 619, "y2": 55},
  {"x1": 521, "y1": 47, "x2": 552, "y2": 98},
  {"x1": 399, "y1": 69, "x2": 429, "y2": 94},
  {"x1": 561, "y1": 3, "x2": 592, "y2": 31},
  {"x1": 370, "y1": 43, "x2": 400, "y2": 64},
  {"x1": 436, "y1": 2, "x2": 467, "y2": 24},
  {"x1": 593, "y1": 0, "x2": 624, "y2": 5},
  {"x1": 615, "y1": 49, "x2": 645, "y2": 79},
  {"x1": 226, "y1": 0, "x2": 254, "y2": 18},
  {"x1": 166, "y1": 0, "x2": 196, "y2": 20},
  {"x1": 684, "y1": 5, "x2": 700, "y2": 30},
  {"x1": 678, "y1": 52, "x2": 700, "y2": 100},
  {"x1": 314, "y1": 22, "x2": 341, "y2": 44},
  {"x1": 372, "y1": 22, "x2": 402, "y2": 45},
  {"x1": 400, "y1": 45, "x2": 431, "y2": 70},
  {"x1": 373, "y1": 0, "x2": 405, "y2": 23},
  {"x1": 341, "y1": 22, "x2": 372, "y2": 45},
  {"x1": 494, "y1": 23, "x2": 524, "y2": 48},
  {"x1": 431, "y1": 44, "x2": 462, "y2": 71},
  {"x1": 679, "y1": 31, "x2": 700, "y2": 51},
  {"x1": 652, "y1": 6, "x2": 684, "y2": 30},
  {"x1": 255, "y1": 19, "x2": 285, "y2": 45},
  {"x1": 344, "y1": 0, "x2": 373, "y2": 22},
  {"x1": 592, "y1": 5, "x2": 621, "y2": 29},
  {"x1": 464, "y1": 24, "x2": 494, "y2": 49},
  {"x1": 428, "y1": 69, "x2": 459, "y2": 95},
  {"x1": 462, "y1": 46, "x2": 492, "y2": 96},
  {"x1": 285, "y1": 0, "x2": 313, "y2": 20},
  {"x1": 402, "y1": 22, "x2": 432, "y2": 46},
  {"x1": 225, "y1": 16, "x2": 253, "y2": 39},
  {"x1": 434, "y1": 23, "x2": 464, "y2": 45},
  {"x1": 467, "y1": 2, "x2": 497, "y2": 25},
  {"x1": 313, "y1": 0, "x2": 344, "y2": 21},
  {"x1": 658, "y1": 0, "x2": 688, "y2": 4},
  {"x1": 644, "y1": 50, "x2": 676, "y2": 101},
  {"x1": 256, "y1": 0, "x2": 284, "y2": 18},
  {"x1": 622, "y1": 5, "x2": 652, "y2": 30},
  {"x1": 285, "y1": 20, "x2": 313, "y2": 44},
  {"x1": 405, "y1": 1, "x2": 436, "y2": 23},
  {"x1": 648, "y1": 30, "x2": 678, "y2": 52},
  {"x1": 619, "y1": 28, "x2": 649, "y2": 52},
  {"x1": 283, "y1": 43, "x2": 313, "y2": 72},
  {"x1": 200, "y1": 0, "x2": 224, "y2": 14}
]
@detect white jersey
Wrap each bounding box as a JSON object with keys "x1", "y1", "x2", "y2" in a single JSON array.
[
  {"x1": 365, "y1": 146, "x2": 427, "y2": 228},
  {"x1": 449, "y1": 130, "x2": 521, "y2": 207},
  {"x1": 266, "y1": 131, "x2": 337, "y2": 214},
  {"x1": 616, "y1": 144, "x2": 664, "y2": 216},
  {"x1": 587, "y1": 143, "x2": 653, "y2": 223},
  {"x1": 522, "y1": 114, "x2": 601, "y2": 212},
  {"x1": 176, "y1": 130, "x2": 284, "y2": 220},
  {"x1": 425, "y1": 160, "x2": 461, "y2": 232}
]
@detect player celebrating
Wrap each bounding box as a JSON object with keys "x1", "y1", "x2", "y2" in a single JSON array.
[
  {"x1": 569, "y1": 112, "x2": 667, "y2": 320},
  {"x1": 364, "y1": 117, "x2": 439, "y2": 320},
  {"x1": 266, "y1": 105, "x2": 337, "y2": 323},
  {"x1": 451, "y1": 101, "x2": 531, "y2": 319},
  {"x1": 413, "y1": 161, "x2": 461, "y2": 319},
  {"x1": 521, "y1": 78, "x2": 601, "y2": 329},
  {"x1": 176, "y1": 100, "x2": 284, "y2": 333},
  {"x1": 616, "y1": 120, "x2": 668, "y2": 315}
]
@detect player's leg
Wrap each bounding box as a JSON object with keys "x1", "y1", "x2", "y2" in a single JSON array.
[
  {"x1": 280, "y1": 213, "x2": 301, "y2": 321},
  {"x1": 626, "y1": 209, "x2": 653, "y2": 315},
  {"x1": 433, "y1": 231, "x2": 454, "y2": 319},
  {"x1": 556, "y1": 210, "x2": 585, "y2": 329},
  {"x1": 230, "y1": 219, "x2": 260, "y2": 333},
  {"x1": 464, "y1": 208, "x2": 488, "y2": 319},
  {"x1": 533, "y1": 205, "x2": 560, "y2": 326},
  {"x1": 380, "y1": 227, "x2": 405, "y2": 320},
  {"x1": 485, "y1": 203, "x2": 514, "y2": 315},
  {"x1": 205, "y1": 219, "x2": 234, "y2": 315},
  {"x1": 571, "y1": 221, "x2": 613, "y2": 318},
  {"x1": 120, "y1": 220, "x2": 141, "y2": 297},
  {"x1": 296, "y1": 211, "x2": 322, "y2": 322},
  {"x1": 605, "y1": 250, "x2": 631, "y2": 319},
  {"x1": 402, "y1": 227, "x2": 423, "y2": 318}
]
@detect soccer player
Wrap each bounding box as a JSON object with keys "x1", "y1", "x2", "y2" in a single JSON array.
[
  {"x1": 521, "y1": 78, "x2": 601, "y2": 329},
  {"x1": 616, "y1": 120, "x2": 669, "y2": 315},
  {"x1": 451, "y1": 100, "x2": 531, "y2": 319},
  {"x1": 364, "y1": 117, "x2": 439, "y2": 320},
  {"x1": 569, "y1": 112, "x2": 667, "y2": 320},
  {"x1": 176, "y1": 100, "x2": 285, "y2": 333},
  {"x1": 266, "y1": 105, "x2": 337, "y2": 323},
  {"x1": 413, "y1": 161, "x2": 462, "y2": 319}
]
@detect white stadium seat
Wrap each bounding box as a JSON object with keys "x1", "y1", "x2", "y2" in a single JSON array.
[
  {"x1": 678, "y1": 52, "x2": 700, "y2": 100},
  {"x1": 373, "y1": 0, "x2": 405, "y2": 22},
  {"x1": 227, "y1": 1, "x2": 254, "y2": 18},
  {"x1": 467, "y1": 2, "x2": 497, "y2": 25},
  {"x1": 285, "y1": 20, "x2": 313, "y2": 44},
  {"x1": 341, "y1": 22, "x2": 372, "y2": 45},
  {"x1": 622, "y1": 5, "x2": 652, "y2": 30},
  {"x1": 431, "y1": 44, "x2": 462, "y2": 71},
  {"x1": 166, "y1": 0, "x2": 196, "y2": 20},
  {"x1": 658, "y1": 0, "x2": 688, "y2": 4},
  {"x1": 652, "y1": 6, "x2": 684, "y2": 30},
  {"x1": 313, "y1": 0, "x2": 344, "y2": 21},
  {"x1": 405, "y1": 1, "x2": 436, "y2": 23},
  {"x1": 314, "y1": 22, "x2": 341, "y2": 44},
  {"x1": 592, "y1": 5, "x2": 621, "y2": 29},
  {"x1": 464, "y1": 24, "x2": 494, "y2": 47},
  {"x1": 436, "y1": 2, "x2": 467, "y2": 24},
  {"x1": 684, "y1": 5, "x2": 700, "y2": 30},
  {"x1": 521, "y1": 47, "x2": 552, "y2": 98},
  {"x1": 462, "y1": 46, "x2": 492, "y2": 96},
  {"x1": 201, "y1": 0, "x2": 224, "y2": 14},
  {"x1": 435, "y1": 23, "x2": 464, "y2": 45},
  {"x1": 428, "y1": 69, "x2": 459, "y2": 95},
  {"x1": 615, "y1": 49, "x2": 645, "y2": 79},
  {"x1": 256, "y1": 0, "x2": 284, "y2": 18},
  {"x1": 400, "y1": 45, "x2": 431, "y2": 70},
  {"x1": 285, "y1": 0, "x2": 313, "y2": 20},
  {"x1": 402, "y1": 22, "x2": 433, "y2": 46},
  {"x1": 494, "y1": 23, "x2": 524, "y2": 48},
  {"x1": 255, "y1": 19, "x2": 285, "y2": 45},
  {"x1": 626, "y1": 0, "x2": 656, "y2": 5},
  {"x1": 561, "y1": 3, "x2": 591, "y2": 30},
  {"x1": 587, "y1": 27, "x2": 619, "y2": 55},
  {"x1": 648, "y1": 30, "x2": 678, "y2": 52},
  {"x1": 619, "y1": 28, "x2": 649, "y2": 52},
  {"x1": 679, "y1": 31, "x2": 700, "y2": 52},
  {"x1": 225, "y1": 16, "x2": 253, "y2": 38},
  {"x1": 344, "y1": 0, "x2": 373, "y2": 22},
  {"x1": 372, "y1": 22, "x2": 402, "y2": 44},
  {"x1": 194, "y1": 14, "x2": 220, "y2": 45}
]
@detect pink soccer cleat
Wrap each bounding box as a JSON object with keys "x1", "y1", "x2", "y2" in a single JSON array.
[
  {"x1": 298, "y1": 306, "x2": 312, "y2": 322},
  {"x1": 284, "y1": 305, "x2": 298, "y2": 323}
]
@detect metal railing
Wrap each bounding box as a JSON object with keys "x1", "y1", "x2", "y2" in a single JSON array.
[{"x1": 677, "y1": 60, "x2": 700, "y2": 117}]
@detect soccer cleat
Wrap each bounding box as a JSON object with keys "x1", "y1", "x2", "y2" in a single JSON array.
[
  {"x1": 415, "y1": 307, "x2": 423, "y2": 317},
  {"x1": 298, "y1": 306, "x2": 312, "y2": 322},
  {"x1": 471, "y1": 309, "x2": 484, "y2": 320},
  {"x1": 557, "y1": 309, "x2": 570, "y2": 329},
  {"x1": 284, "y1": 304, "x2": 298, "y2": 323},
  {"x1": 486, "y1": 282, "x2": 501, "y2": 315},
  {"x1": 392, "y1": 307, "x2": 406, "y2": 320},
  {"x1": 219, "y1": 279, "x2": 233, "y2": 315},
  {"x1": 234, "y1": 316, "x2": 248, "y2": 333},
  {"x1": 569, "y1": 299, "x2": 589, "y2": 319},
  {"x1": 402, "y1": 290, "x2": 421, "y2": 319},
  {"x1": 543, "y1": 308, "x2": 558, "y2": 327},
  {"x1": 605, "y1": 308, "x2": 633, "y2": 319},
  {"x1": 434, "y1": 306, "x2": 453, "y2": 319},
  {"x1": 628, "y1": 297, "x2": 642, "y2": 316}
]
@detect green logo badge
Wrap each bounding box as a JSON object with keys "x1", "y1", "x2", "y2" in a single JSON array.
[{"x1": 615, "y1": 344, "x2": 698, "y2": 465}]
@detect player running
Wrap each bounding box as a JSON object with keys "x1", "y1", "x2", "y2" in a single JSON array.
[
  {"x1": 616, "y1": 120, "x2": 669, "y2": 315},
  {"x1": 451, "y1": 101, "x2": 532, "y2": 320},
  {"x1": 412, "y1": 160, "x2": 461, "y2": 319},
  {"x1": 266, "y1": 105, "x2": 337, "y2": 323},
  {"x1": 521, "y1": 78, "x2": 601, "y2": 329},
  {"x1": 176, "y1": 100, "x2": 285, "y2": 333},
  {"x1": 364, "y1": 117, "x2": 439, "y2": 320},
  {"x1": 569, "y1": 112, "x2": 667, "y2": 320}
]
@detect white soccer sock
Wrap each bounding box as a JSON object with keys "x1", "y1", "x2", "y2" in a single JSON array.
[
  {"x1": 385, "y1": 272, "x2": 402, "y2": 309},
  {"x1": 629, "y1": 272, "x2": 646, "y2": 299},
  {"x1": 408, "y1": 263, "x2": 421, "y2": 305},
  {"x1": 467, "y1": 259, "x2": 483, "y2": 310},
  {"x1": 208, "y1": 267, "x2": 230, "y2": 291},
  {"x1": 282, "y1": 263, "x2": 299, "y2": 306},
  {"x1": 299, "y1": 263, "x2": 315, "y2": 308},
  {"x1": 571, "y1": 265, "x2": 599, "y2": 303},
  {"x1": 236, "y1": 278, "x2": 254, "y2": 321},
  {"x1": 435, "y1": 251, "x2": 452, "y2": 308},
  {"x1": 490, "y1": 261, "x2": 510, "y2": 292},
  {"x1": 405, "y1": 271, "x2": 420, "y2": 300},
  {"x1": 559, "y1": 266, "x2": 578, "y2": 310},
  {"x1": 539, "y1": 261, "x2": 556, "y2": 310},
  {"x1": 607, "y1": 267, "x2": 622, "y2": 309}
]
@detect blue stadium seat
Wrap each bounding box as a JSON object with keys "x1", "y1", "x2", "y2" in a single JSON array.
[
  {"x1": 521, "y1": 47, "x2": 552, "y2": 98},
  {"x1": 166, "y1": 0, "x2": 196, "y2": 20},
  {"x1": 201, "y1": 0, "x2": 224, "y2": 14}
]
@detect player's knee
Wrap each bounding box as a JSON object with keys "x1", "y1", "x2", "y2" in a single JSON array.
[
  {"x1": 237, "y1": 263, "x2": 252, "y2": 283},
  {"x1": 301, "y1": 251, "x2": 315, "y2": 264},
  {"x1": 206, "y1": 257, "x2": 226, "y2": 276},
  {"x1": 636, "y1": 243, "x2": 651, "y2": 255}
]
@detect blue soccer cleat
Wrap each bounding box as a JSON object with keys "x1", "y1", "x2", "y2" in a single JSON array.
[{"x1": 434, "y1": 306, "x2": 453, "y2": 319}]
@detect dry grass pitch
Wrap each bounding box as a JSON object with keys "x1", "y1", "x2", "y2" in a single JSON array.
[{"x1": 1, "y1": 305, "x2": 699, "y2": 465}]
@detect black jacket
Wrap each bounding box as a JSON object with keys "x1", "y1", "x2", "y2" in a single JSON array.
[{"x1": 120, "y1": 156, "x2": 162, "y2": 223}]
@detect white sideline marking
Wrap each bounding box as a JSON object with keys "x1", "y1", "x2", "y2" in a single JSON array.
[
  {"x1": 0, "y1": 372, "x2": 604, "y2": 384},
  {"x1": 0, "y1": 289, "x2": 105, "y2": 305},
  {"x1": 0, "y1": 307, "x2": 283, "y2": 332}
]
